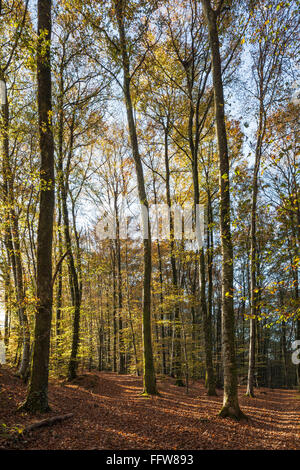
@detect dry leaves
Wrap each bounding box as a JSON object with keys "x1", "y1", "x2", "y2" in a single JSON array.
[{"x1": 0, "y1": 365, "x2": 299, "y2": 450}]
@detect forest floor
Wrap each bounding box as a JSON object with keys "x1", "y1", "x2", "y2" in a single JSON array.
[{"x1": 0, "y1": 365, "x2": 300, "y2": 450}]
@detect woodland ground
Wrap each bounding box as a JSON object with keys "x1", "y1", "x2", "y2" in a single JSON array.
[{"x1": 0, "y1": 365, "x2": 299, "y2": 450}]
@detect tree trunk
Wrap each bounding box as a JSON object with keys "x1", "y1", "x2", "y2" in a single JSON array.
[
  {"x1": 202, "y1": 0, "x2": 246, "y2": 419},
  {"x1": 111, "y1": 243, "x2": 117, "y2": 372},
  {"x1": 55, "y1": 200, "x2": 63, "y2": 369},
  {"x1": 115, "y1": 202, "x2": 126, "y2": 374},
  {"x1": 246, "y1": 92, "x2": 264, "y2": 396},
  {"x1": 4, "y1": 265, "x2": 11, "y2": 349},
  {"x1": 191, "y1": 133, "x2": 216, "y2": 395},
  {"x1": 115, "y1": 0, "x2": 157, "y2": 395},
  {"x1": 125, "y1": 243, "x2": 140, "y2": 376},
  {"x1": 0, "y1": 75, "x2": 30, "y2": 381},
  {"x1": 186, "y1": 69, "x2": 216, "y2": 394},
  {"x1": 163, "y1": 126, "x2": 183, "y2": 386},
  {"x1": 152, "y1": 174, "x2": 167, "y2": 376},
  {"x1": 21, "y1": 0, "x2": 55, "y2": 413},
  {"x1": 56, "y1": 74, "x2": 81, "y2": 381}
]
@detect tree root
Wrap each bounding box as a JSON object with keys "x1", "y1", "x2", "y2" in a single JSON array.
[
  {"x1": 175, "y1": 379, "x2": 185, "y2": 387},
  {"x1": 219, "y1": 406, "x2": 248, "y2": 422},
  {"x1": 207, "y1": 389, "x2": 218, "y2": 397}
]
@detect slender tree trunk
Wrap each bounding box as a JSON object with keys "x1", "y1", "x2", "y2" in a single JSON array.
[
  {"x1": 111, "y1": 243, "x2": 117, "y2": 372},
  {"x1": 281, "y1": 320, "x2": 288, "y2": 388},
  {"x1": 21, "y1": 0, "x2": 55, "y2": 413},
  {"x1": 246, "y1": 317, "x2": 256, "y2": 396},
  {"x1": 115, "y1": 0, "x2": 157, "y2": 395},
  {"x1": 0, "y1": 75, "x2": 30, "y2": 381},
  {"x1": 246, "y1": 94, "x2": 264, "y2": 397},
  {"x1": 157, "y1": 240, "x2": 167, "y2": 375},
  {"x1": 206, "y1": 191, "x2": 218, "y2": 392},
  {"x1": 207, "y1": 192, "x2": 214, "y2": 348},
  {"x1": 67, "y1": 210, "x2": 82, "y2": 380},
  {"x1": 14, "y1": 215, "x2": 30, "y2": 381},
  {"x1": 115, "y1": 203, "x2": 125, "y2": 374},
  {"x1": 163, "y1": 127, "x2": 183, "y2": 385},
  {"x1": 289, "y1": 212, "x2": 300, "y2": 389},
  {"x1": 152, "y1": 175, "x2": 167, "y2": 376},
  {"x1": 215, "y1": 291, "x2": 223, "y2": 388},
  {"x1": 4, "y1": 265, "x2": 11, "y2": 349},
  {"x1": 191, "y1": 145, "x2": 216, "y2": 395},
  {"x1": 125, "y1": 242, "x2": 139, "y2": 376},
  {"x1": 55, "y1": 200, "x2": 63, "y2": 369},
  {"x1": 187, "y1": 88, "x2": 216, "y2": 394},
  {"x1": 202, "y1": 0, "x2": 246, "y2": 419},
  {"x1": 56, "y1": 79, "x2": 81, "y2": 381},
  {"x1": 190, "y1": 264, "x2": 198, "y2": 378}
]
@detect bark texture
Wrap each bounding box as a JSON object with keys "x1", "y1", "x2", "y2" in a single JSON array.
[
  {"x1": 202, "y1": 0, "x2": 246, "y2": 420},
  {"x1": 21, "y1": 0, "x2": 55, "y2": 413},
  {"x1": 115, "y1": 0, "x2": 157, "y2": 395}
]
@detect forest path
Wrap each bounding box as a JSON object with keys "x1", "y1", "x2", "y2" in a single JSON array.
[{"x1": 0, "y1": 366, "x2": 299, "y2": 449}]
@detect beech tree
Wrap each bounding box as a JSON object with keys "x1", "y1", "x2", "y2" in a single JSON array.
[
  {"x1": 0, "y1": 0, "x2": 30, "y2": 381},
  {"x1": 21, "y1": 0, "x2": 55, "y2": 413},
  {"x1": 244, "y1": 0, "x2": 298, "y2": 398},
  {"x1": 201, "y1": 0, "x2": 247, "y2": 420},
  {"x1": 0, "y1": 0, "x2": 298, "y2": 424},
  {"x1": 113, "y1": 0, "x2": 158, "y2": 395}
]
